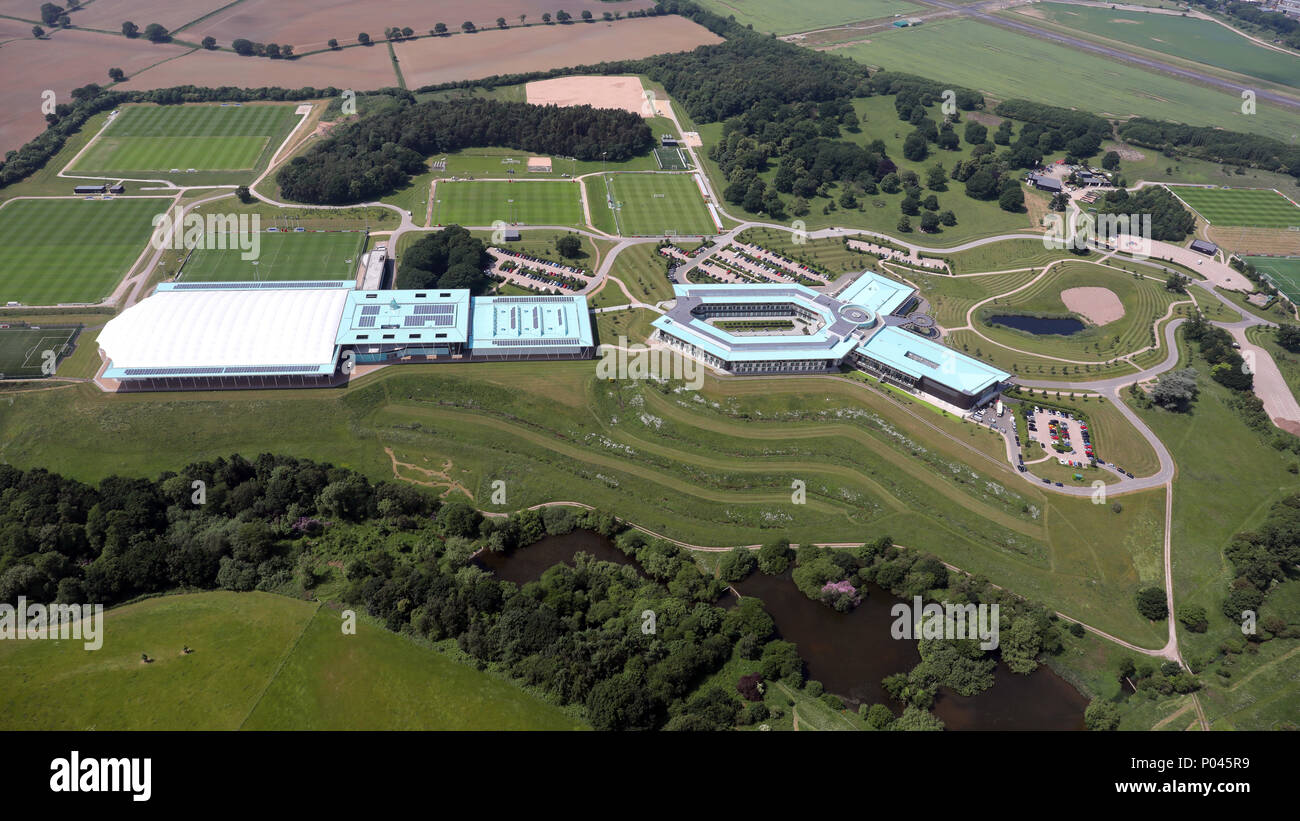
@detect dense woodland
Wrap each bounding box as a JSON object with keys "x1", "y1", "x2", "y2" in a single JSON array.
[
  {"x1": 1118, "y1": 118, "x2": 1300, "y2": 182},
  {"x1": 275, "y1": 99, "x2": 652, "y2": 203},
  {"x1": 1090, "y1": 185, "x2": 1197, "y2": 242},
  {"x1": 395, "y1": 225, "x2": 492, "y2": 292}
]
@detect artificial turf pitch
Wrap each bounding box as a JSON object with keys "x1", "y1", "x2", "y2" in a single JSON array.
[
  {"x1": 604, "y1": 173, "x2": 717, "y2": 236},
  {"x1": 71, "y1": 103, "x2": 298, "y2": 173},
  {"x1": 179, "y1": 230, "x2": 365, "y2": 283},
  {"x1": 0, "y1": 327, "x2": 77, "y2": 378},
  {"x1": 1170, "y1": 187, "x2": 1300, "y2": 229},
  {"x1": 0, "y1": 198, "x2": 165, "y2": 306},
  {"x1": 431, "y1": 181, "x2": 584, "y2": 227},
  {"x1": 1245, "y1": 255, "x2": 1300, "y2": 304}
]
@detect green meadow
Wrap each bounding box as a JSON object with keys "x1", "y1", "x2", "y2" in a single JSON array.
[{"x1": 431, "y1": 180, "x2": 584, "y2": 227}]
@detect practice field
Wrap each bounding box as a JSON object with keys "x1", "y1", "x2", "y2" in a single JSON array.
[
  {"x1": 0, "y1": 198, "x2": 165, "y2": 306},
  {"x1": 1246, "y1": 256, "x2": 1300, "y2": 303},
  {"x1": 1170, "y1": 187, "x2": 1300, "y2": 228},
  {"x1": 0, "y1": 591, "x2": 583, "y2": 730},
  {"x1": 71, "y1": 103, "x2": 299, "y2": 174},
  {"x1": 604, "y1": 173, "x2": 717, "y2": 236},
  {"x1": 179, "y1": 230, "x2": 365, "y2": 283},
  {"x1": 0, "y1": 326, "x2": 77, "y2": 378},
  {"x1": 431, "y1": 180, "x2": 584, "y2": 227},
  {"x1": 653, "y1": 146, "x2": 692, "y2": 171}
]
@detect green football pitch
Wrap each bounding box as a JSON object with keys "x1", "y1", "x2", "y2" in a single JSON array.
[
  {"x1": 179, "y1": 230, "x2": 365, "y2": 283},
  {"x1": 0, "y1": 326, "x2": 78, "y2": 378},
  {"x1": 71, "y1": 103, "x2": 299, "y2": 174},
  {"x1": 0, "y1": 198, "x2": 165, "y2": 305},
  {"x1": 431, "y1": 180, "x2": 584, "y2": 227},
  {"x1": 604, "y1": 172, "x2": 717, "y2": 236},
  {"x1": 1170, "y1": 187, "x2": 1300, "y2": 229},
  {"x1": 1245, "y1": 256, "x2": 1300, "y2": 303}
]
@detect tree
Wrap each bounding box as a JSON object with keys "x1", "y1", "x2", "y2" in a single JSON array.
[
  {"x1": 926, "y1": 164, "x2": 947, "y2": 190},
  {"x1": 897, "y1": 215, "x2": 912, "y2": 233},
  {"x1": 1136, "y1": 587, "x2": 1168, "y2": 621},
  {"x1": 461, "y1": 21, "x2": 475, "y2": 32},
  {"x1": 939, "y1": 209, "x2": 957, "y2": 226},
  {"x1": 1177, "y1": 603, "x2": 1208, "y2": 633},
  {"x1": 542, "y1": 13, "x2": 552, "y2": 23},
  {"x1": 902, "y1": 131, "x2": 929, "y2": 162},
  {"x1": 121, "y1": 20, "x2": 139, "y2": 38},
  {"x1": 108, "y1": 67, "x2": 125, "y2": 82},
  {"x1": 718, "y1": 547, "x2": 756, "y2": 582},
  {"x1": 55, "y1": 12, "x2": 69, "y2": 26},
  {"x1": 40, "y1": 3, "x2": 63, "y2": 26},
  {"x1": 1164, "y1": 273, "x2": 1188, "y2": 293},
  {"x1": 1084, "y1": 698, "x2": 1120, "y2": 730},
  {"x1": 920, "y1": 212, "x2": 940, "y2": 233},
  {"x1": 556, "y1": 10, "x2": 572, "y2": 23},
  {"x1": 1151, "y1": 367, "x2": 1198, "y2": 412},
  {"x1": 581, "y1": 10, "x2": 593, "y2": 21},
  {"x1": 32, "y1": 25, "x2": 44, "y2": 38},
  {"x1": 964, "y1": 121, "x2": 987, "y2": 145},
  {"x1": 231, "y1": 38, "x2": 255, "y2": 55},
  {"x1": 1101, "y1": 150, "x2": 1121, "y2": 171},
  {"x1": 143, "y1": 23, "x2": 168, "y2": 42},
  {"x1": 864, "y1": 703, "x2": 894, "y2": 729},
  {"x1": 433, "y1": 23, "x2": 447, "y2": 35},
  {"x1": 202, "y1": 36, "x2": 217, "y2": 49},
  {"x1": 266, "y1": 43, "x2": 281, "y2": 58},
  {"x1": 998, "y1": 184, "x2": 1025, "y2": 213},
  {"x1": 586, "y1": 672, "x2": 656, "y2": 731},
  {"x1": 757, "y1": 539, "x2": 792, "y2": 575},
  {"x1": 235, "y1": 185, "x2": 252, "y2": 203},
  {"x1": 497, "y1": 17, "x2": 507, "y2": 28},
  {"x1": 398, "y1": 225, "x2": 492, "y2": 293},
  {"x1": 1276, "y1": 324, "x2": 1300, "y2": 352},
  {"x1": 554, "y1": 233, "x2": 582, "y2": 259},
  {"x1": 519, "y1": 14, "x2": 527, "y2": 24},
  {"x1": 281, "y1": 44, "x2": 293, "y2": 58},
  {"x1": 890, "y1": 705, "x2": 944, "y2": 731},
  {"x1": 357, "y1": 32, "x2": 370, "y2": 45}
]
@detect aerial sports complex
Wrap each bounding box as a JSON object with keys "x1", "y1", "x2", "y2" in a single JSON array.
[
  {"x1": 96, "y1": 282, "x2": 595, "y2": 391},
  {"x1": 652, "y1": 273, "x2": 1009, "y2": 410},
  {"x1": 96, "y1": 263, "x2": 1005, "y2": 409}
]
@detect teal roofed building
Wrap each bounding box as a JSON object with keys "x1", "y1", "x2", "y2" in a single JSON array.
[{"x1": 469, "y1": 295, "x2": 595, "y2": 359}]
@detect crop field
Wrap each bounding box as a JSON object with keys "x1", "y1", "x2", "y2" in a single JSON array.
[
  {"x1": 71, "y1": 103, "x2": 299, "y2": 175},
  {"x1": 972, "y1": 262, "x2": 1183, "y2": 362},
  {"x1": 431, "y1": 180, "x2": 584, "y2": 227},
  {"x1": 1021, "y1": 3, "x2": 1300, "y2": 90},
  {"x1": 1169, "y1": 187, "x2": 1300, "y2": 229},
  {"x1": 0, "y1": 197, "x2": 165, "y2": 305},
  {"x1": 180, "y1": 230, "x2": 365, "y2": 283},
  {"x1": 0, "y1": 326, "x2": 78, "y2": 379},
  {"x1": 1246, "y1": 256, "x2": 1300, "y2": 304},
  {"x1": 832, "y1": 18, "x2": 1299, "y2": 142},
  {"x1": 0, "y1": 364, "x2": 1169, "y2": 646},
  {"x1": 0, "y1": 591, "x2": 581, "y2": 730},
  {"x1": 692, "y1": 0, "x2": 925, "y2": 35},
  {"x1": 604, "y1": 173, "x2": 717, "y2": 236}
]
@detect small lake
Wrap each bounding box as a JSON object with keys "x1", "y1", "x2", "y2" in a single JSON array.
[
  {"x1": 483, "y1": 531, "x2": 1088, "y2": 730},
  {"x1": 989, "y1": 314, "x2": 1086, "y2": 336}
]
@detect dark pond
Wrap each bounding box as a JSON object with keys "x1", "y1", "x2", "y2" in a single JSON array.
[
  {"x1": 989, "y1": 314, "x2": 1086, "y2": 336},
  {"x1": 482, "y1": 530, "x2": 1088, "y2": 730}
]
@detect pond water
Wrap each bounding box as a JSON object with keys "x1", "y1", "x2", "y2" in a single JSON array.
[
  {"x1": 482, "y1": 531, "x2": 1088, "y2": 730},
  {"x1": 990, "y1": 314, "x2": 1086, "y2": 335}
]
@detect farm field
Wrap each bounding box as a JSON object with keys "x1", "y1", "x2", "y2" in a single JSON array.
[
  {"x1": 1245, "y1": 255, "x2": 1300, "y2": 304},
  {"x1": 179, "y1": 230, "x2": 366, "y2": 283},
  {"x1": 603, "y1": 172, "x2": 716, "y2": 236},
  {"x1": 692, "y1": 0, "x2": 924, "y2": 35},
  {"x1": 0, "y1": 365, "x2": 1169, "y2": 646},
  {"x1": 832, "y1": 18, "x2": 1300, "y2": 142},
  {"x1": 0, "y1": 197, "x2": 166, "y2": 305},
  {"x1": 72, "y1": 103, "x2": 300, "y2": 178},
  {"x1": 972, "y1": 262, "x2": 1185, "y2": 362},
  {"x1": 1018, "y1": 3, "x2": 1300, "y2": 90},
  {"x1": 0, "y1": 591, "x2": 581, "y2": 730},
  {"x1": 1169, "y1": 187, "x2": 1300, "y2": 229},
  {"x1": 431, "y1": 180, "x2": 584, "y2": 227},
  {"x1": 0, "y1": 325, "x2": 78, "y2": 379}
]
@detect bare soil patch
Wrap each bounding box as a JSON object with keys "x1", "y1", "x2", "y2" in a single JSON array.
[
  {"x1": 0, "y1": 28, "x2": 192, "y2": 154},
  {"x1": 1207, "y1": 225, "x2": 1300, "y2": 256},
  {"x1": 120, "y1": 44, "x2": 398, "y2": 93},
  {"x1": 193, "y1": 0, "x2": 657, "y2": 52},
  {"x1": 1062, "y1": 286, "x2": 1125, "y2": 325},
  {"x1": 73, "y1": 0, "x2": 233, "y2": 32},
  {"x1": 394, "y1": 17, "x2": 720, "y2": 89},
  {"x1": 527, "y1": 75, "x2": 647, "y2": 115}
]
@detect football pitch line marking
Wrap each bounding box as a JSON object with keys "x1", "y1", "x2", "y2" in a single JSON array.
[{"x1": 20, "y1": 336, "x2": 72, "y2": 368}]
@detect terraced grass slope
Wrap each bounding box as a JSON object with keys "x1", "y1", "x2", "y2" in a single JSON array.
[
  {"x1": 0, "y1": 591, "x2": 582, "y2": 730},
  {"x1": 0, "y1": 364, "x2": 1168, "y2": 645},
  {"x1": 0, "y1": 197, "x2": 166, "y2": 305}
]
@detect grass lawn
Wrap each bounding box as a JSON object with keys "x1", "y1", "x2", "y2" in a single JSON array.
[
  {"x1": 71, "y1": 103, "x2": 300, "y2": 183},
  {"x1": 604, "y1": 242, "x2": 675, "y2": 303},
  {"x1": 602, "y1": 172, "x2": 716, "y2": 237},
  {"x1": 692, "y1": 0, "x2": 925, "y2": 34},
  {"x1": 0, "y1": 197, "x2": 167, "y2": 305},
  {"x1": 0, "y1": 591, "x2": 580, "y2": 730},
  {"x1": 1169, "y1": 187, "x2": 1300, "y2": 229},
  {"x1": 832, "y1": 18, "x2": 1299, "y2": 142},
  {"x1": 1022, "y1": 3, "x2": 1300, "y2": 91},
  {"x1": 431, "y1": 180, "x2": 584, "y2": 227},
  {"x1": 180, "y1": 230, "x2": 365, "y2": 283}
]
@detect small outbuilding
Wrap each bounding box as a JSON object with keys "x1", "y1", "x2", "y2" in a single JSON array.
[{"x1": 1189, "y1": 239, "x2": 1218, "y2": 256}]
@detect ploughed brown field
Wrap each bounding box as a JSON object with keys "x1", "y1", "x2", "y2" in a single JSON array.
[
  {"x1": 0, "y1": 27, "x2": 191, "y2": 155},
  {"x1": 192, "y1": 0, "x2": 659, "y2": 52},
  {"x1": 393, "y1": 16, "x2": 721, "y2": 88},
  {"x1": 70, "y1": 0, "x2": 236, "y2": 32},
  {"x1": 118, "y1": 40, "x2": 400, "y2": 92}
]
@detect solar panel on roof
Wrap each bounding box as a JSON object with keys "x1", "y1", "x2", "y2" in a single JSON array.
[
  {"x1": 361, "y1": 305, "x2": 380, "y2": 316},
  {"x1": 358, "y1": 317, "x2": 376, "y2": 328}
]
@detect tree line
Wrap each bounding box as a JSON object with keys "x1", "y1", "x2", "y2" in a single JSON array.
[{"x1": 1118, "y1": 118, "x2": 1300, "y2": 183}]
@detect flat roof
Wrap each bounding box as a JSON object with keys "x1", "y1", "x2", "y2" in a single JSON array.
[
  {"x1": 336, "y1": 288, "x2": 470, "y2": 346},
  {"x1": 468, "y1": 295, "x2": 593, "y2": 352},
  {"x1": 856, "y1": 326, "x2": 1009, "y2": 395},
  {"x1": 99, "y1": 285, "x2": 348, "y2": 378},
  {"x1": 835, "y1": 271, "x2": 915, "y2": 316}
]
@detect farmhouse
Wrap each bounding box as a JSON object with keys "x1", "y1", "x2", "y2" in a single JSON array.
[
  {"x1": 97, "y1": 282, "x2": 594, "y2": 391},
  {"x1": 1189, "y1": 239, "x2": 1219, "y2": 256},
  {"x1": 651, "y1": 275, "x2": 1007, "y2": 408}
]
